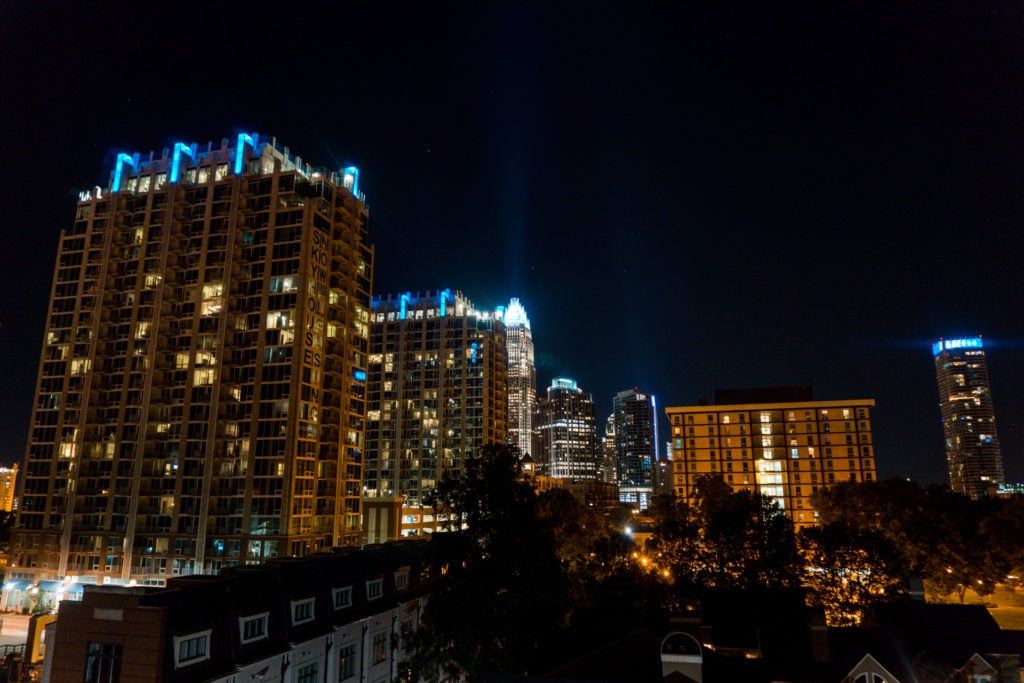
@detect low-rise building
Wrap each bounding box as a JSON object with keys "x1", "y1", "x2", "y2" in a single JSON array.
[{"x1": 44, "y1": 541, "x2": 436, "y2": 682}]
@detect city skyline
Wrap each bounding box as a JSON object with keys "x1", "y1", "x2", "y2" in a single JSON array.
[{"x1": 2, "y1": 2, "x2": 1024, "y2": 488}]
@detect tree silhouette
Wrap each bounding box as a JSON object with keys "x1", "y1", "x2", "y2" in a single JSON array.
[{"x1": 407, "y1": 444, "x2": 566, "y2": 682}]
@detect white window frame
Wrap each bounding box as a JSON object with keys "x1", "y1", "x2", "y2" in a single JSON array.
[
  {"x1": 239, "y1": 612, "x2": 269, "y2": 644},
  {"x1": 366, "y1": 578, "x2": 384, "y2": 601},
  {"x1": 333, "y1": 585, "x2": 353, "y2": 610},
  {"x1": 291, "y1": 597, "x2": 315, "y2": 625},
  {"x1": 173, "y1": 629, "x2": 212, "y2": 668},
  {"x1": 394, "y1": 569, "x2": 410, "y2": 591}
]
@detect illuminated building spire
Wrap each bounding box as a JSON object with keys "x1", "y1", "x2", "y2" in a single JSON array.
[{"x1": 504, "y1": 298, "x2": 536, "y2": 459}]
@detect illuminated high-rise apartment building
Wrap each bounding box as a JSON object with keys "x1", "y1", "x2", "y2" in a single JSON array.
[
  {"x1": 534, "y1": 378, "x2": 599, "y2": 479},
  {"x1": 12, "y1": 134, "x2": 372, "y2": 587},
  {"x1": 665, "y1": 388, "x2": 877, "y2": 532},
  {"x1": 364, "y1": 290, "x2": 508, "y2": 506},
  {"x1": 0, "y1": 464, "x2": 18, "y2": 512},
  {"x1": 503, "y1": 298, "x2": 536, "y2": 459},
  {"x1": 933, "y1": 337, "x2": 1004, "y2": 498},
  {"x1": 612, "y1": 388, "x2": 659, "y2": 508}
]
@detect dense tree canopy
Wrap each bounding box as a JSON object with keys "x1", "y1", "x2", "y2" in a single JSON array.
[
  {"x1": 407, "y1": 466, "x2": 1024, "y2": 680},
  {"x1": 646, "y1": 475, "x2": 802, "y2": 608},
  {"x1": 408, "y1": 445, "x2": 565, "y2": 682},
  {"x1": 813, "y1": 478, "x2": 1024, "y2": 604}
]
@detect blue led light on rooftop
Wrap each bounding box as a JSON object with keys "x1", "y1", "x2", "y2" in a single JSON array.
[
  {"x1": 112, "y1": 152, "x2": 139, "y2": 193},
  {"x1": 439, "y1": 289, "x2": 451, "y2": 317},
  {"x1": 933, "y1": 337, "x2": 984, "y2": 355},
  {"x1": 234, "y1": 132, "x2": 259, "y2": 174},
  {"x1": 170, "y1": 142, "x2": 197, "y2": 183},
  {"x1": 343, "y1": 166, "x2": 359, "y2": 197}
]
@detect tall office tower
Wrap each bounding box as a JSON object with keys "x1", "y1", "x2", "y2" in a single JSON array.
[
  {"x1": 0, "y1": 464, "x2": 18, "y2": 511},
  {"x1": 364, "y1": 290, "x2": 508, "y2": 505},
  {"x1": 12, "y1": 134, "x2": 372, "y2": 587},
  {"x1": 601, "y1": 415, "x2": 617, "y2": 483},
  {"x1": 933, "y1": 337, "x2": 1004, "y2": 498},
  {"x1": 665, "y1": 387, "x2": 877, "y2": 532},
  {"x1": 534, "y1": 378, "x2": 599, "y2": 479},
  {"x1": 612, "y1": 388, "x2": 659, "y2": 508},
  {"x1": 502, "y1": 298, "x2": 536, "y2": 459}
]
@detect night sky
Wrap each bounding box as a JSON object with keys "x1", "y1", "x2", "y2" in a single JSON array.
[{"x1": 2, "y1": 1, "x2": 1023, "y2": 486}]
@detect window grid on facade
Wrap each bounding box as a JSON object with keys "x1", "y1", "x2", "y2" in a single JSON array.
[{"x1": 665, "y1": 395, "x2": 875, "y2": 532}]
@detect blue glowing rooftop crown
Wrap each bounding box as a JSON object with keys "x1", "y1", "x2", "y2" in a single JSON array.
[
  {"x1": 551, "y1": 378, "x2": 578, "y2": 391},
  {"x1": 504, "y1": 298, "x2": 530, "y2": 329},
  {"x1": 933, "y1": 337, "x2": 984, "y2": 356}
]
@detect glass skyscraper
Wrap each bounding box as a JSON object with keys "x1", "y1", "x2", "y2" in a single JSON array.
[
  {"x1": 502, "y1": 298, "x2": 535, "y2": 459},
  {"x1": 933, "y1": 336, "x2": 1004, "y2": 498},
  {"x1": 534, "y1": 377, "x2": 599, "y2": 479},
  {"x1": 612, "y1": 388, "x2": 659, "y2": 508}
]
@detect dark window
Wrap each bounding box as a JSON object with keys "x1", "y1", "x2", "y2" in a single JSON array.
[
  {"x1": 85, "y1": 642, "x2": 122, "y2": 683},
  {"x1": 177, "y1": 634, "x2": 208, "y2": 664},
  {"x1": 297, "y1": 662, "x2": 319, "y2": 683}
]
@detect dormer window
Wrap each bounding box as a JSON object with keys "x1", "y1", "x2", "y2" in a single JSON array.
[
  {"x1": 395, "y1": 569, "x2": 410, "y2": 591},
  {"x1": 239, "y1": 613, "x2": 268, "y2": 644},
  {"x1": 291, "y1": 597, "x2": 315, "y2": 625},
  {"x1": 173, "y1": 630, "x2": 211, "y2": 668},
  {"x1": 366, "y1": 578, "x2": 383, "y2": 600},
  {"x1": 333, "y1": 586, "x2": 353, "y2": 609}
]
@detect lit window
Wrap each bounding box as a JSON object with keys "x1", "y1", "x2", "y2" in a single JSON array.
[
  {"x1": 372, "y1": 631, "x2": 388, "y2": 664},
  {"x1": 339, "y1": 643, "x2": 357, "y2": 679}
]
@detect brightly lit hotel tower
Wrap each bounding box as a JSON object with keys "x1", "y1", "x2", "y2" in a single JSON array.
[
  {"x1": 504, "y1": 298, "x2": 536, "y2": 460},
  {"x1": 363, "y1": 290, "x2": 508, "y2": 509},
  {"x1": 665, "y1": 387, "x2": 876, "y2": 532},
  {"x1": 933, "y1": 336, "x2": 1004, "y2": 498},
  {"x1": 11, "y1": 134, "x2": 372, "y2": 591}
]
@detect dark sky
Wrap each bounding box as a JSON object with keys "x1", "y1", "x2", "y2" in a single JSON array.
[{"x1": 2, "y1": 1, "x2": 1023, "y2": 485}]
